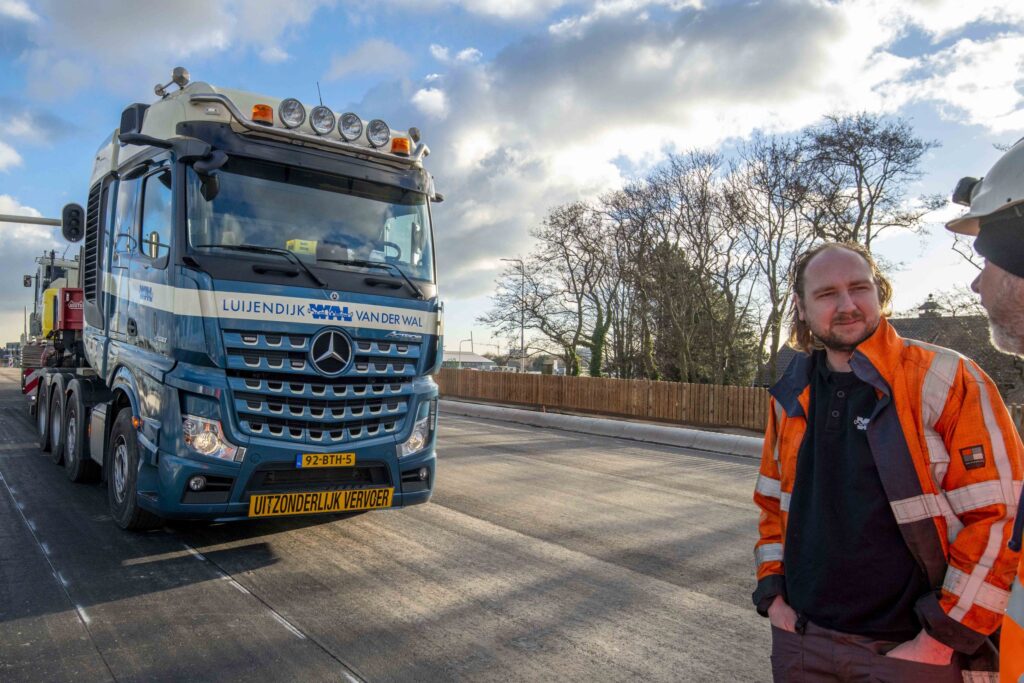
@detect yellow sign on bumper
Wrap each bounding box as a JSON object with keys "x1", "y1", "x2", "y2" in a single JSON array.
[{"x1": 248, "y1": 488, "x2": 393, "y2": 518}]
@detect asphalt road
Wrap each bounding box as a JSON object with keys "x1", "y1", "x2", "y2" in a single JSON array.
[{"x1": 0, "y1": 368, "x2": 769, "y2": 682}]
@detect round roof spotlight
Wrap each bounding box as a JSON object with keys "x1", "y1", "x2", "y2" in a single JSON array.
[
  {"x1": 367, "y1": 119, "x2": 391, "y2": 148},
  {"x1": 310, "y1": 105, "x2": 335, "y2": 135},
  {"x1": 278, "y1": 98, "x2": 306, "y2": 128},
  {"x1": 339, "y1": 112, "x2": 363, "y2": 141}
]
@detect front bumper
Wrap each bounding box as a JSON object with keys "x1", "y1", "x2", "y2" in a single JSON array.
[{"x1": 139, "y1": 444, "x2": 435, "y2": 521}]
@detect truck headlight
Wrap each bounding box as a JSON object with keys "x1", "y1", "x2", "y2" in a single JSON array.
[
  {"x1": 183, "y1": 415, "x2": 243, "y2": 461},
  {"x1": 398, "y1": 415, "x2": 431, "y2": 457}
]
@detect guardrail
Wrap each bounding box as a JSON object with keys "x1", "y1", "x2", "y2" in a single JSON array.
[{"x1": 435, "y1": 368, "x2": 771, "y2": 431}]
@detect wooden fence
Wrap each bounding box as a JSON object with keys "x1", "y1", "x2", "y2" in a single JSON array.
[
  {"x1": 436, "y1": 368, "x2": 771, "y2": 431},
  {"x1": 437, "y1": 369, "x2": 1024, "y2": 437}
]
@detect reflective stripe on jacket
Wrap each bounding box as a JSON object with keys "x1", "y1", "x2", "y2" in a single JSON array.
[{"x1": 753, "y1": 318, "x2": 1023, "y2": 655}]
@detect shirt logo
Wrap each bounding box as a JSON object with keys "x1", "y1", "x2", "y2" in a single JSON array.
[
  {"x1": 960, "y1": 445, "x2": 986, "y2": 470},
  {"x1": 853, "y1": 416, "x2": 870, "y2": 431}
]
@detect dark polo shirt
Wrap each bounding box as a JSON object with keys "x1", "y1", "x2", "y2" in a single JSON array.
[{"x1": 784, "y1": 352, "x2": 931, "y2": 641}]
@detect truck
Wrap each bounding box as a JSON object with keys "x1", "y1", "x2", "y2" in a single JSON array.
[{"x1": 13, "y1": 67, "x2": 442, "y2": 529}]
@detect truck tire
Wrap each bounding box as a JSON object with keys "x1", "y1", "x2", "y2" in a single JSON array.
[
  {"x1": 36, "y1": 382, "x2": 50, "y2": 452},
  {"x1": 64, "y1": 391, "x2": 97, "y2": 483},
  {"x1": 49, "y1": 388, "x2": 66, "y2": 465},
  {"x1": 107, "y1": 408, "x2": 162, "y2": 531}
]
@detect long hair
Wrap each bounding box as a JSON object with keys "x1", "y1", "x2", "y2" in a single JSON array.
[{"x1": 787, "y1": 242, "x2": 893, "y2": 353}]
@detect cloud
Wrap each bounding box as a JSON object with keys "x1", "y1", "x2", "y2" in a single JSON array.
[
  {"x1": 430, "y1": 44, "x2": 483, "y2": 65},
  {"x1": 455, "y1": 48, "x2": 482, "y2": 63},
  {"x1": 387, "y1": 0, "x2": 572, "y2": 20},
  {"x1": 0, "y1": 0, "x2": 39, "y2": 22},
  {"x1": 885, "y1": 34, "x2": 1024, "y2": 132},
  {"x1": 16, "y1": 0, "x2": 332, "y2": 100},
  {"x1": 259, "y1": 46, "x2": 291, "y2": 63},
  {"x1": 346, "y1": 0, "x2": 1024, "y2": 302},
  {"x1": 0, "y1": 141, "x2": 22, "y2": 171},
  {"x1": 895, "y1": 0, "x2": 1024, "y2": 40},
  {"x1": 411, "y1": 88, "x2": 449, "y2": 119},
  {"x1": 0, "y1": 195, "x2": 63, "y2": 317},
  {"x1": 325, "y1": 39, "x2": 412, "y2": 81},
  {"x1": 429, "y1": 44, "x2": 450, "y2": 62},
  {"x1": 0, "y1": 99, "x2": 78, "y2": 145}
]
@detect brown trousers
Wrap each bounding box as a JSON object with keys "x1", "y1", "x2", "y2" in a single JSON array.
[{"x1": 770, "y1": 622, "x2": 965, "y2": 682}]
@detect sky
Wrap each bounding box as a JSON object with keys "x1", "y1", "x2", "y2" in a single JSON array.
[{"x1": 0, "y1": 0, "x2": 1022, "y2": 355}]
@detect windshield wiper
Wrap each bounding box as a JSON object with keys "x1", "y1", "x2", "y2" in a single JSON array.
[
  {"x1": 193, "y1": 243, "x2": 327, "y2": 289},
  {"x1": 318, "y1": 257, "x2": 424, "y2": 299}
]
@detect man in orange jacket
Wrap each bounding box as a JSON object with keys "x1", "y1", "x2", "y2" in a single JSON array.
[
  {"x1": 946, "y1": 136, "x2": 1024, "y2": 683},
  {"x1": 753, "y1": 241, "x2": 1022, "y2": 682}
]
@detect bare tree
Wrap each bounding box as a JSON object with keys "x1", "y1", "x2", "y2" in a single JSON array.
[
  {"x1": 807, "y1": 112, "x2": 943, "y2": 250},
  {"x1": 646, "y1": 151, "x2": 761, "y2": 384},
  {"x1": 733, "y1": 134, "x2": 819, "y2": 380},
  {"x1": 480, "y1": 203, "x2": 609, "y2": 375}
]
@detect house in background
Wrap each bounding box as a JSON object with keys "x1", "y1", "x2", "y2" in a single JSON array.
[
  {"x1": 442, "y1": 350, "x2": 497, "y2": 370},
  {"x1": 765, "y1": 301, "x2": 1024, "y2": 404}
]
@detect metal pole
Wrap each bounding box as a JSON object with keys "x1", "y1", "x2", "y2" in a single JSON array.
[{"x1": 0, "y1": 214, "x2": 61, "y2": 227}]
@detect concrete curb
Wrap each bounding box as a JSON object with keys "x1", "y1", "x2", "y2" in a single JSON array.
[{"x1": 440, "y1": 399, "x2": 764, "y2": 459}]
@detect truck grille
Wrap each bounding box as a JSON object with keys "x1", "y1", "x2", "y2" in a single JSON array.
[
  {"x1": 243, "y1": 462, "x2": 391, "y2": 500},
  {"x1": 223, "y1": 327, "x2": 421, "y2": 445}
]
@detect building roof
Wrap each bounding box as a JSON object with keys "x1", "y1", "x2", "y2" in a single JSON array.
[
  {"x1": 442, "y1": 350, "x2": 496, "y2": 365},
  {"x1": 763, "y1": 315, "x2": 1024, "y2": 403}
]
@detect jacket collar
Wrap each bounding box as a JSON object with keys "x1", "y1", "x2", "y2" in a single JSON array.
[
  {"x1": 849, "y1": 317, "x2": 899, "y2": 399},
  {"x1": 770, "y1": 317, "x2": 900, "y2": 416}
]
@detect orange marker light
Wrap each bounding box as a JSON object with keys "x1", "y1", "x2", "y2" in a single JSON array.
[
  {"x1": 132, "y1": 416, "x2": 142, "y2": 430},
  {"x1": 391, "y1": 137, "x2": 411, "y2": 156},
  {"x1": 252, "y1": 104, "x2": 274, "y2": 126}
]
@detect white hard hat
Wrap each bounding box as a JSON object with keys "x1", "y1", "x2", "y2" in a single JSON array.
[{"x1": 946, "y1": 136, "x2": 1024, "y2": 235}]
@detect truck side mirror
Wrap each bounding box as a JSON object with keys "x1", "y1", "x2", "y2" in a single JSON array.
[
  {"x1": 23, "y1": 275, "x2": 31, "y2": 288},
  {"x1": 199, "y1": 174, "x2": 220, "y2": 201},
  {"x1": 61, "y1": 203, "x2": 85, "y2": 242}
]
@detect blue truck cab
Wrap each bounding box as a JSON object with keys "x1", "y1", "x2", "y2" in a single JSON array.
[{"x1": 33, "y1": 68, "x2": 443, "y2": 529}]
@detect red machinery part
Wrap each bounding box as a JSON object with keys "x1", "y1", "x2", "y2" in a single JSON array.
[{"x1": 57, "y1": 288, "x2": 84, "y2": 331}]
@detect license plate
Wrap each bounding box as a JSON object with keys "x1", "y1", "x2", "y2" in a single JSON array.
[
  {"x1": 248, "y1": 488, "x2": 394, "y2": 518},
  {"x1": 296, "y1": 452, "x2": 355, "y2": 468}
]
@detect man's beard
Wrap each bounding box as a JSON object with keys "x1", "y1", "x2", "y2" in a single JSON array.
[
  {"x1": 989, "y1": 315, "x2": 1024, "y2": 356},
  {"x1": 984, "y1": 270, "x2": 1024, "y2": 357},
  {"x1": 813, "y1": 316, "x2": 879, "y2": 353}
]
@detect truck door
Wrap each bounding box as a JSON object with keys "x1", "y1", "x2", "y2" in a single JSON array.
[
  {"x1": 128, "y1": 165, "x2": 173, "y2": 356},
  {"x1": 109, "y1": 175, "x2": 141, "y2": 343}
]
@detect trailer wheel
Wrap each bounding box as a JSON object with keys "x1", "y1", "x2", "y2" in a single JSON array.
[
  {"x1": 49, "y1": 389, "x2": 66, "y2": 465},
  {"x1": 36, "y1": 382, "x2": 50, "y2": 452},
  {"x1": 107, "y1": 408, "x2": 162, "y2": 531},
  {"x1": 64, "y1": 392, "x2": 97, "y2": 483}
]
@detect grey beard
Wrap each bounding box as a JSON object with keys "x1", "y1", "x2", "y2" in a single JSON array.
[{"x1": 989, "y1": 318, "x2": 1024, "y2": 357}]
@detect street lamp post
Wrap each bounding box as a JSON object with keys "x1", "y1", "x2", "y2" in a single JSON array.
[
  {"x1": 458, "y1": 337, "x2": 473, "y2": 369},
  {"x1": 500, "y1": 257, "x2": 526, "y2": 373}
]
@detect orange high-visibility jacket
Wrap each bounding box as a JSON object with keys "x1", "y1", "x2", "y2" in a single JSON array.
[
  {"x1": 753, "y1": 318, "x2": 1023, "y2": 656},
  {"x1": 1001, "y1": 552, "x2": 1024, "y2": 681}
]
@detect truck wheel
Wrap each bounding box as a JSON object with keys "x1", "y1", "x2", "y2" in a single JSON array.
[
  {"x1": 36, "y1": 382, "x2": 50, "y2": 452},
  {"x1": 49, "y1": 389, "x2": 66, "y2": 465},
  {"x1": 64, "y1": 392, "x2": 97, "y2": 483},
  {"x1": 107, "y1": 409, "x2": 162, "y2": 531}
]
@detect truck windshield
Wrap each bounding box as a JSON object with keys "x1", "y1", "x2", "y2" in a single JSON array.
[{"x1": 186, "y1": 158, "x2": 435, "y2": 282}]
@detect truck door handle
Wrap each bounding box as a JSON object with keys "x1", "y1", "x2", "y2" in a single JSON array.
[{"x1": 127, "y1": 318, "x2": 137, "y2": 336}]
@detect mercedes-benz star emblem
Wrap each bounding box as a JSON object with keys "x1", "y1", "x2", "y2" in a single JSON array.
[{"x1": 309, "y1": 329, "x2": 352, "y2": 376}]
